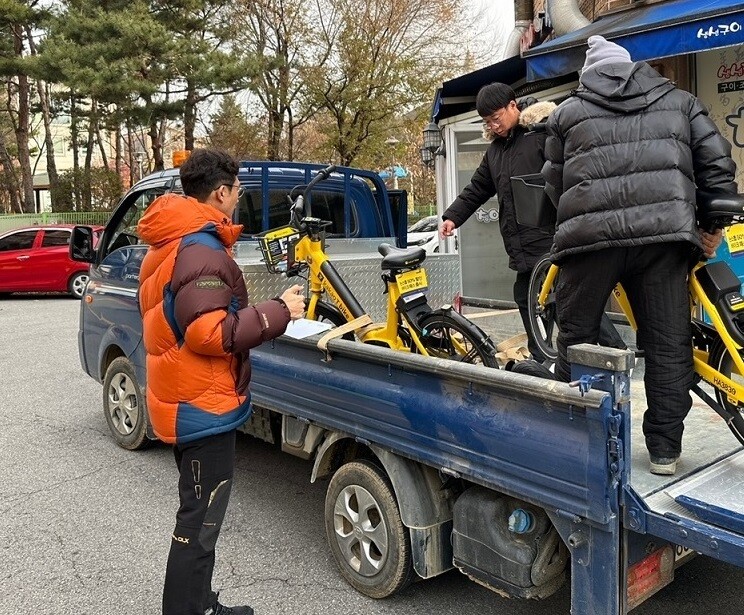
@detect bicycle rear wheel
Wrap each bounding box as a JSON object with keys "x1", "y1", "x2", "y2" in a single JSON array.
[
  {"x1": 527, "y1": 255, "x2": 559, "y2": 362},
  {"x1": 418, "y1": 311, "x2": 499, "y2": 368},
  {"x1": 709, "y1": 340, "x2": 744, "y2": 445}
]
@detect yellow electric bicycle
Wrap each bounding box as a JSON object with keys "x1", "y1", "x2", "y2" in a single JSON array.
[
  {"x1": 527, "y1": 193, "x2": 744, "y2": 444},
  {"x1": 257, "y1": 165, "x2": 499, "y2": 367}
]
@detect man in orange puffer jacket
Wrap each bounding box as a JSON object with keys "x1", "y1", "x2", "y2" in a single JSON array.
[{"x1": 138, "y1": 148, "x2": 305, "y2": 615}]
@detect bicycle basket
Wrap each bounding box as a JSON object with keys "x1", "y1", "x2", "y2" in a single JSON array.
[
  {"x1": 510, "y1": 174, "x2": 556, "y2": 228},
  {"x1": 255, "y1": 225, "x2": 300, "y2": 274}
]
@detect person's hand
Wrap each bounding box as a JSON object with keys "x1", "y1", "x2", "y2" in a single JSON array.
[
  {"x1": 280, "y1": 285, "x2": 305, "y2": 320},
  {"x1": 440, "y1": 219, "x2": 456, "y2": 239},
  {"x1": 699, "y1": 227, "x2": 723, "y2": 259}
]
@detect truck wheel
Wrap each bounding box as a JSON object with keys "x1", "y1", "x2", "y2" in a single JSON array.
[
  {"x1": 102, "y1": 357, "x2": 150, "y2": 450},
  {"x1": 68, "y1": 271, "x2": 89, "y2": 299},
  {"x1": 324, "y1": 460, "x2": 414, "y2": 598}
]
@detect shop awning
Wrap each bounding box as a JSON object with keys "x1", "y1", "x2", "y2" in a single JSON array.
[
  {"x1": 524, "y1": 0, "x2": 744, "y2": 81},
  {"x1": 432, "y1": 55, "x2": 526, "y2": 122}
]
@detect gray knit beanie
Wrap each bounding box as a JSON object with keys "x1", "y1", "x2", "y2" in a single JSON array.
[{"x1": 582, "y1": 35, "x2": 632, "y2": 73}]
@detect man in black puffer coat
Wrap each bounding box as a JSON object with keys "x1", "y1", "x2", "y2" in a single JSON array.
[{"x1": 543, "y1": 36, "x2": 737, "y2": 475}]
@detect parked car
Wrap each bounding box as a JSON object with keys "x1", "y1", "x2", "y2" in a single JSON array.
[
  {"x1": 0, "y1": 224, "x2": 102, "y2": 298},
  {"x1": 407, "y1": 214, "x2": 456, "y2": 254}
]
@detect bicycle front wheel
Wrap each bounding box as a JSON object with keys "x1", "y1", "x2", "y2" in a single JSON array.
[
  {"x1": 312, "y1": 300, "x2": 355, "y2": 340},
  {"x1": 418, "y1": 312, "x2": 499, "y2": 368},
  {"x1": 527, "y1": 255, "x2": 559, "y2": 362},
  {"x1": 709, "y1": 340, "x2": 744, "y2": 445}
]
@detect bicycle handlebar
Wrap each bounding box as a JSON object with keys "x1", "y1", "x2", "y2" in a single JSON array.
[{"x1": 290, "y1": 165, "x2": 338, "y2": 228}]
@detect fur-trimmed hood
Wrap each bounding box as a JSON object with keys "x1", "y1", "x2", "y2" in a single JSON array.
[{"x1": 483, "y1": 100, "x2": 557, "y2": 141}]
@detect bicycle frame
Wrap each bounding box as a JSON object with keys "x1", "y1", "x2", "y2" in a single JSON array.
[
  {"x1": 689, "y1": 263, "x2": 744, "y2": 404},
  {"x1": 290, "y1": 222, "x2": 431, "y2": 354}
]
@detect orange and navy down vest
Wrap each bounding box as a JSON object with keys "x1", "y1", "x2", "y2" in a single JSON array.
[{"x1": 137, "y1": 194, "x2": 291, "y2": 444}]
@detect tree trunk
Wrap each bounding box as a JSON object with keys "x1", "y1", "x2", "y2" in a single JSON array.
[
  {"x1": 96, "y1": 127, "x2": 109, "y2": 169},
  {"x1": 184, "y1": 81, "x2": 197, "y2": 151},
  {"x1": 26, "y1": 27, "x2": 60, "y2": 211},
  {"x1": 0, "y1": 132, "x2": 22, "y2": 214},
  {"x1": 149, "y1": 120, "x2": 164, "y2": 172},
  {"x1": 12, "y1": 25, "x2": 35, "y2": 213},
  {"x1": 126, "y1": 123, "x2": 135, "y2": 186},
  {"x1": 36, "y1": 79, "x2": 60, "y2": 208},
  {"x1": 83, "y1": 101, "x2": 96, "y2": 210},
  {"x1": 70, "y1": 94, "x2": 81, "y2": 208},
  {"x1": 114, "y1": 122, "x2": 122, "y2": 178},
  {"x1": 287, "y1": 107, "x2": 294, "y2": 161}
]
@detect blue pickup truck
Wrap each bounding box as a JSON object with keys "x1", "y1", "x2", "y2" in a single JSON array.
[{"x1": 71, "y1": 161, "x2": 744, "y2": 614}]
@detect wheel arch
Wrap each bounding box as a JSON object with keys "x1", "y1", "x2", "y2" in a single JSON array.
[
  {"x1": 312, "y1": 433, "x2": 455, "y2": 579},
  {"x1": 311, "y1": 433, "x2": 453, "y2": 528}
]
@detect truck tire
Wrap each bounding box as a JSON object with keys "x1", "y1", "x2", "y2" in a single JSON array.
[
  {"x1": 102, "y1": 357, "x2": 150, "y2": 450},
  {"x1": 324, "y1": 460, "x2": 414, "y2": 598}
]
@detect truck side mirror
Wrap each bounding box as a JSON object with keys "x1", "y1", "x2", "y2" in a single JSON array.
[{"x1": 70, "y1": 226, "x2": 96, "y2": 263}]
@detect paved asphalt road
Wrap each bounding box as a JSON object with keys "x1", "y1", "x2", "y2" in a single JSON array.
[{"x1": 1, "y1": 296, "x2": 743, "y2": 614}]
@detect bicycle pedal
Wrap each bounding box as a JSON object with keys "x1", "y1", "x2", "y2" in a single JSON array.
[{"x1": 632, "y1": 348, "x2": 645, "y2": 359}]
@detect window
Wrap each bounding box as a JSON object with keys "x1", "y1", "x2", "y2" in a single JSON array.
[
  {"x1": 41, "y1": 229, "x2": 72, "y2": 247},
  {"x1": 0, "y1": 230, "x2": 38, "y2": 252},
  {"x1": 102, "y1": 186, "x2": 167, "y2": 259},
  {"x1": 238, "y1": 188, "x2": 356, "y2": 236}
]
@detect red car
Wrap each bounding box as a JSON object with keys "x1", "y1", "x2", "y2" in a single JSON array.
[{"x1": 0, "y1": 224, "x2": 103, "y2": 299}]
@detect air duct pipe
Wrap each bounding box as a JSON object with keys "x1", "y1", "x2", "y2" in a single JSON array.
[
  {"x1": 501, "y1": 0, "x2": 533, "y2": 60},
  {"x1": 547, "y1": 0, "x2": 590, "y2": 37}
]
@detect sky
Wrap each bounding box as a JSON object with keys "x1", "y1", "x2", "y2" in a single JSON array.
[{"x1": 470, "y1": 0, "x2": 517, "y2": 68}]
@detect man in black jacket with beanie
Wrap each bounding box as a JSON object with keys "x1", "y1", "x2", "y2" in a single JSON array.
[{"x1": 543, "y1": 36, "x2": 737, "y2": 475}]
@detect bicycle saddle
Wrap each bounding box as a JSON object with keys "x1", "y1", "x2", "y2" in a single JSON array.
[
  {"x1": 697, "y1": 192, "x2": 744, "y2": 231},
  {"x1": 378, "y1": 243, "x2": 426, "y2": 270}
]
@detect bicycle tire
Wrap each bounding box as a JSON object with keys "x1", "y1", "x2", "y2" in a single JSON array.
[
  {"x1": 417, "y1": 311, "x2": 499, "y2": 368},
  {"x1": 708, "y1": 340, "x2": 744, "y2": 445},
  {"x1": 312, "y1": 300, "x2": 355, "y2": 341},
  {"x1": 527, "y1": 255, "x2": 559, "y2": 362}
]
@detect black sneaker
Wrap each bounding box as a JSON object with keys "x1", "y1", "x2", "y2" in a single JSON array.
[
  {"x1": 206, "y1": 597, "x2": 254, "y2": 615},
  {"x1": 649, "y1": 455, "x2": 679, "y2": 476}
]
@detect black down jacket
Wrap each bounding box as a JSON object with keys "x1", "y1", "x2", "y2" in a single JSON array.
[
  {"x1": 442, "y1": 101, "x2": 556, "y2": 273},
  {"x1": 542, "y1": 61, "x2": 737, "y2": 263}
]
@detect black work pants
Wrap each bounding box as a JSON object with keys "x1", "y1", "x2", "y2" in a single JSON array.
[
  {"x1": 515, "y1": 269, "x2": 626, "y2": 364},
  {"x1": 163, "y1": 429, "x2": 236, "y2": 615},
  {"x1": 554, "y1": 243, "x2": 694, "y2": 457}
]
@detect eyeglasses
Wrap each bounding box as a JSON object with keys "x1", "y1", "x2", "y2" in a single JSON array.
[
  {"x1": 222, "y1": 183, "x2": 245, "y2": 198},
  {"x1": 482, "y1": 107, "x2": 509, "y2": 128}
]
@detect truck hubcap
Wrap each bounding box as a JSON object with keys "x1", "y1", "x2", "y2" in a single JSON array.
[
  {"x1": 107, "y1": 372, "x2": 139, "y2": 435},
  {"x1": 332, "y1": 485, "x2": 388, "y2": 576}
]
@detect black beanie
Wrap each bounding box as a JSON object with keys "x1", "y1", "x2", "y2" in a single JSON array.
[{"x1": 476, "y1": 83, "x2": 516, "y2": 117}]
